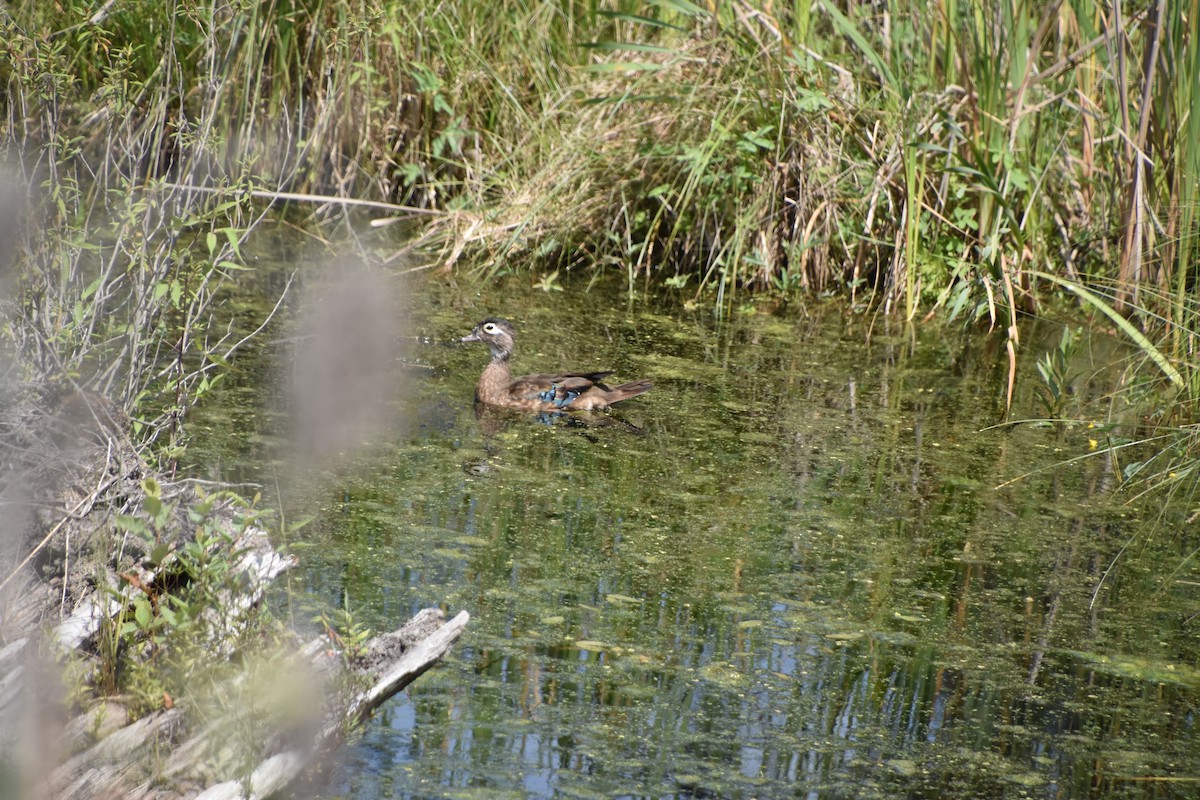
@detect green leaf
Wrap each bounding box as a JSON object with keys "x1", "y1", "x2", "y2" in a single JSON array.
[
  {"x1": 399, "y1": 163, "x2": 422, "y2": 186},
  {"x1": 739, "y1": 126, "x2": 774, "y2": 152},
  {"x1": 285, "y1": 515, "x2": 316, "y2": 533},
  {"x1": 409, "y1": 63, "x2": 441, "y2": 93},
  {"x1": 81, "y1": 275, "x2": 103, "y2": 301},
  {"x1": 585, "y1": 62, "x2": 664, "y2": 73},
  {"x1": 646, "y1": 0, "x2": 710, "y2": 17},
  {"x1": 143, "y1": 494, "x2": 163, "y2": 519},
  {"x1": 149, "y1": 542, "x2": 173, "y2": 566},
  {"x1": 134, "y1": 597, "x2": 152, "y2": 628},
  {"x1": 794, "y1": 88, "x2": 833, "y2": 112},
  {"x1": 581, "y1": 41, "x2": 674, "y2": 54},
  {"x1": 818, "y1": 0, "x2": 899, "y2": 94},
  {"x1": 595, "y1": 10, "x2": 688, "y2": 31},
  {"x1": 116, "y1": 514, "x2": 148, "y2": 537},
  {"x1": 221, "y1": 227, "x2": 243, "y2": 258}
]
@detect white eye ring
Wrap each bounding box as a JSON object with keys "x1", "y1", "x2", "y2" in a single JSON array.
[{"x1": 483, "y1": 323, "x2": 499, "y2": 333}]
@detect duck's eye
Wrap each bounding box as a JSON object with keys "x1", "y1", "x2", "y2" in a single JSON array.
[{"x1": 483, "y1": 323, "x2": 499, "y2": 334}]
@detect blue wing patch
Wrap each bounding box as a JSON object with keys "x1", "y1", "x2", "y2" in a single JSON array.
[{"x1": 536, "y1": 383, "x2": 584, "y2": 408}]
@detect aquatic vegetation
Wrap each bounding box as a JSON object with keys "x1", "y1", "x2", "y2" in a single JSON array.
[
  {"x1": 222, "y1": 288, "x2": 1200, "y2": 799},
  {"x1": 1, "y1": 7, "x2": 1199, "y2": 795}
]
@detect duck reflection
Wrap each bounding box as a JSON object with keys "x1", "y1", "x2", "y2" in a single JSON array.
[{"x1": 461, "y1": 403, "x2": 646, "y2": 476}]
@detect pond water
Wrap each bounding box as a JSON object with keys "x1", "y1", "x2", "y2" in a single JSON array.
[{"x1": 190, "y1": 261, "x2": 1200, "y2": 800}]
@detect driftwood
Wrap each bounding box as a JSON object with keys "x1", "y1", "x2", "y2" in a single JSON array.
[
  {"x1": 23, "y1": 608, "x2": 470, "y2": 800},
  {"x1": 4, "y1": 522, "x2": 469, "y2": 798},
  {"x1": 0, "y1": 389, "x2": 470, "y2": 798},
  {"x1": 193, "y1": 609, "x2": 470, "y2": 800}
]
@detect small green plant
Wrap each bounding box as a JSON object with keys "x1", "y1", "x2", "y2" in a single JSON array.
[
  {"x1": 93, "y1": 482, "x2": 270, "y2": 716},
  {"x1": 533, "y1": 270, "x2": 564, "y2": 293},
  {"x1": 315, "y1": 607, "x2": 373, "y2": 665},
  {"x1": 1035, "y1": 326, "x2": 1080, "y2": 420}
]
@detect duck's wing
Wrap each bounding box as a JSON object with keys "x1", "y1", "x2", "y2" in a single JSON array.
[
  {"x1": 507, "y1": 371, "x2": 613, "y2": 398},
  {"x1": 503, "y1": 370, "x2": 615, "y2": 408},
  {"x1": 541, "y1": 370, "x2": 614, "y2": 385}
]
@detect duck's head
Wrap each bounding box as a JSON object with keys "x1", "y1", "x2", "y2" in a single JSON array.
[{"x1": 462, "y1": 317, "x2": 516, "y2": 360}]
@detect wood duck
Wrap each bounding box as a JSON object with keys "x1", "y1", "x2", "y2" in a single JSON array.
[{"x1": 461, "y1": 318, "x2": 652, "y2": 412}]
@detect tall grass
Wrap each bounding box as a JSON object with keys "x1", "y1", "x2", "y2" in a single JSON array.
[{"x1": 3, "y1": 0, "x2": 1200, "y2": 418}]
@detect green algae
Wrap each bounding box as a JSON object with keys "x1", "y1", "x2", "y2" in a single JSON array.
[{"x1": 191, "y1": 274, "x2": 1200, "y2": 800}]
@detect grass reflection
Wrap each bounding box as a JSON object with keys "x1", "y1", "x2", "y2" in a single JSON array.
[{"x1": 189, "y1": 278, "x2": 1200, "y2": 800}]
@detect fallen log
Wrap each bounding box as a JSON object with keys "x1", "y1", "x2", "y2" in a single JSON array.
[
  {"x1": 32, "y1": 609, "x2": 470, "y2": 800},
  {"x1": 193, "y1": 609, "x2": 470, "y2": 800}
]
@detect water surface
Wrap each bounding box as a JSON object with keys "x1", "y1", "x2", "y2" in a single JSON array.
[{"x1": 192, "y1": 269, "x2": 1200, "y2": 799}]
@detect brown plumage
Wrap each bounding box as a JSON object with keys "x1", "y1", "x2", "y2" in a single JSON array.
[{"x1": 460, "y1": 318, "x2": 652, "y2": 412}]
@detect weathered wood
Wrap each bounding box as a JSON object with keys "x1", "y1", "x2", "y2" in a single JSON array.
[
  {"x1": 190, "y1": 609, "x2": 470, "y2": 800},
  {"x1": 348, "y1": 609, "x2": 470, "y2": 725},
  {"x1": 19, "y1": 608, "x2": 469, "y2": 799},
  {"x1": 0, "y1": 657, "x2": 23, "y2": 716},
  {"x1": 191, "y1": 752, "x2": 308, "y2": 800},
  {"x1": 5, "y1": 511, "x2": 464, "y2": 799},
  {"x1": 49, "y1": 708, "x2": 186, "y2": 798},
  {"x1": 15, "y1": 608, "x2": 470, "y2": 800}
]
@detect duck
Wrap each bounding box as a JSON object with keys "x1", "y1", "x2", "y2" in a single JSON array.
[{"x1": 461, "y1": 317, "x2": 652, "y2": 412}]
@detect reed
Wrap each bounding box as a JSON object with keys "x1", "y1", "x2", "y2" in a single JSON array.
[{"x1": 3, "y1": 0, "x2": 1200, "y2": 412}]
